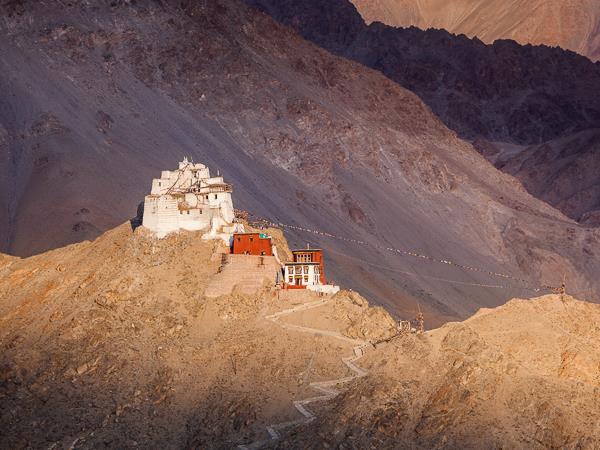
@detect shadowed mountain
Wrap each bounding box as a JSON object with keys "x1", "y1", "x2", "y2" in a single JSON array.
[
  {"x1": 486, "y1": 129, "x2": 600, "y2": 225},
  {"x1": 2, "y1": 0, "x2": 600, "y2": 322},
  {"x1": 351, "y1": 0, "x2": 600, "y2": 61},
  {"x1": 246, "y1": 0, "x2": 600, "y2": 145},
  {"x1": 246, "y1": 0, "x2": 600, "y2": 225}
]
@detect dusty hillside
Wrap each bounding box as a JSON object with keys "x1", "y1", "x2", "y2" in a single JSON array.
[
  {"x1": 286, "y1": 294, "x2": 600, "y2": 449},
  {"x1": 3, "y1": 0, "x2": 600, "y2": 322},
  {"x1": 351, "y1": 0, "x2": 600, "y2": 61},
  {"x1": 3, "y1": 226, "x2": 600, "y2": 448},
  {"x1": 0, "y1": 223, "x2": 397, "y2": 448}
]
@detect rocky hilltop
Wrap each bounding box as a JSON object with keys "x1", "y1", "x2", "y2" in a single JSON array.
[
  {"x1": 351, "y1": 0, "x2": 600, "y2": 61},
  {"x1": 290, "y1": 294, "x2": 600, "y2": 449},
  {"x1": 0, "y1": 223, "x2": 398, "y2": 448},
  {"x1": 2, "y1": 225, "x2": 600, "y2": 448}
]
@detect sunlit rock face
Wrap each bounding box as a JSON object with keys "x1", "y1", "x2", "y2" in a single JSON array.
[{"x1": 351, "y1": 0, "x2": 600, "y2": 62}]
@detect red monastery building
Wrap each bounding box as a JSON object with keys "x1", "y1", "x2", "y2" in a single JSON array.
[
  {"x1": 231, "y1": 232, "x2": 273, "y2": 256},
  {"x1": 230, "y1": 232, "x2": 339, "y2": 295}
]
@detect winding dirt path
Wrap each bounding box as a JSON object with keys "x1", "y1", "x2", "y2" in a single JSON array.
[{"x1": 239, "y1": 299, "x2": 370, "y2": 449}]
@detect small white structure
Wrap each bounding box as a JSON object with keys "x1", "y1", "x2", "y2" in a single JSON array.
[
  {"x1": 142, "y1": 158, "x2": 242, "y2": 241},
  {"x1": 283, "y1": 262, "x2": 321, "y2": 287},
  {"x1": 307, "y1": 284, "x2": 340, "y2": 294}
]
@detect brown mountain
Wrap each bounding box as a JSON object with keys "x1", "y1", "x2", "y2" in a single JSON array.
[
  {"x1": 351, "y1": 0, "x2": 600, "y2": 61},
  {"x1": 2, "y1": 0, "x2": 600, "y2": 322},
  {"x1": 2, "y1": 224, "x2": 599, "y2": 448},
  {"x1": 247, "y1": 0, "x2": 600, "y2": 224},
  {"x1": 487, "y1": 129, "x2": 600, "y2": 225},
  {"x1": 247, "y1": 0, "x2": 600, "y2": 145}
]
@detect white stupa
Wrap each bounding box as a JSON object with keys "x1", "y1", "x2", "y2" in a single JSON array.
[{"x1": 142, "y1": 158, "x2": 243, "y2": 241}]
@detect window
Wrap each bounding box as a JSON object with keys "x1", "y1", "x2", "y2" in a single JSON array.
[
  {"x1": 249, "y1": 237, "x2": 253, "y2": 242},
  {"x1": 303, "y1": 266, "x2": 309, "y2": 274},
  {"x1": 295, "y1": 253, "x2": 312, "y2": 263},
  {"x1": 289, "y1": 266, "x2": 294, "y2": 274},
  {"x1": 158, "y1": 182, "x2": 162, "y2": 187},
  {"x1": 304, "y1": 275, "x2": 309, "y2": 283},
  {"x1": 179, "y1": 211, "x2": 183, "y2": 215},
  {"x1": 187, "y1": 210, "x2": 190, "y2": 215},
  {"x1": 214, "y1": 194, "x2": 218, "y2": 199},
  {"x1": 288, "y1": 276, "x2": 293, "y2": 283},
  {"x1": 237, "y1": 237, "x2": 241, "y2": 242}
]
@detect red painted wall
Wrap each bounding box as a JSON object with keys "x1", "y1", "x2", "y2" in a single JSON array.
[
  {"x1": 232, "y1": 233, "x2": 273, "y2": 256},
  {"x1": 285, "y1": 284, "x2": 306, "y2": 290}
]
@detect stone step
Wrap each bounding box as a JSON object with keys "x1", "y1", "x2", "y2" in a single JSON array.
[{"x1": 205, "y1": 254, "x2": 281, "y2": 298}]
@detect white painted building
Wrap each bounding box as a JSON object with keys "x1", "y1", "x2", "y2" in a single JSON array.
[
  {"x1": 142, "y1": 158, "x2": 243, "y2": 240},
  {"x1": 284, "y1": 262, "x2": 321, "y2": 287},
  {"x1": 283, "y1": 248, "x2": 340, "y2": 294}
]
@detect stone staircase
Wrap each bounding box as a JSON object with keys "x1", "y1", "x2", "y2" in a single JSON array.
[{"x1": 204, "y1": 254, "x2": 282, "y2": 298}]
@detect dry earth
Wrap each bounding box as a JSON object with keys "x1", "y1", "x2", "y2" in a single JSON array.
[
  {"x1": 285, "y1": 294, "x2": 600, "y2": 449},
  {"x1": 0, "y1": 224, "x2": 397, "y2": 449},
  {"x1": 2, "y1": 225, "x2": 600, "y2": 448}
]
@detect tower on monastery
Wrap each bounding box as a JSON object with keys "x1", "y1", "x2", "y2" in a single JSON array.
[{"x1": 142, "y1": 158, "x2": 243, "y2": 240}]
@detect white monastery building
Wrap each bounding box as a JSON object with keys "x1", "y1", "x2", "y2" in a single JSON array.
[{"x1": 142, "y1": 158, "x2": 243, "y2": 241}]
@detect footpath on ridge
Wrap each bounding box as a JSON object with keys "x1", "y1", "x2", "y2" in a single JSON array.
[{"x1": 239, "y1": 298, "x2": 371, "y2": 449}]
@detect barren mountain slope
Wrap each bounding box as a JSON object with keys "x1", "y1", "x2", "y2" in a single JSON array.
[
  {"x1": 2, "y1": 226, "x2": 600, "y2": 448},
  {"x1": 287, "y1": 294, "x2": 600, "y2": 449},
  {"x1": 485, "y1": 129, "x2": 600, "y2": 225},
  {"x1": 247, "y1": 0, "x2": 600, "y2": 144},
  {"x1": 351, "y1": 0, "x2": 600, "y2": 61},
  {"x1": 0, "y1": 224, "x2": 397, "y2": 448},
  {"x1": 3, "y1": 0, "x2": 600, "y2": 322},
  {"x1": 248, "y1": 0, "x2": 600, "y2": 226}
]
